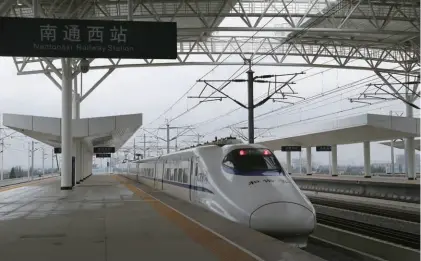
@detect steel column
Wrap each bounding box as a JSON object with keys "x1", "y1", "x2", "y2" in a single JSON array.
[
  {"x1": 247, "y1": 69, "x2": 254, "y2": 144},
  {"x1": 166, "y1": 123, "x2": 170, "y2": 154}
]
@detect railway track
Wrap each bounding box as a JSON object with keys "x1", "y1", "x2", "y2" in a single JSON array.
[
  {"x1": 316, "y1": 213, "x2": 420, "y2": 250},
  {"x1": 308, "y1": 196, "x2": 420, "y2": 223}
]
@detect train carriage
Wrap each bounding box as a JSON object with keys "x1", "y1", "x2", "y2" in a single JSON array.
[{"x1": 124, "y1": 137, "x2": 316, "y2": 248}]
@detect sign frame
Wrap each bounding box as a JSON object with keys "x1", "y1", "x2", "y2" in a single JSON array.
[
  {"x1": 316, "y1": 146, "x2": 332, "y2": 152},
  {"x1": 0, "y1": 17, "x2": 177, "y2": 59},
  {"x1": 93, "y1": 147, "x2": 115, "y2": 154},
  {"x1": 281, "y1": 146, "x2": 302, "y2": 152},
  {"x1": 96, "y1": 153, "x2": 111, "y2": 158}
]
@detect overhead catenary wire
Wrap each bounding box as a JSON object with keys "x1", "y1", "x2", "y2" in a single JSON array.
[
  {"x1": 193, "y1": 70, "x2": 396, "y2": 135},
  {"x1": 166, "y1": 20, "x2": 417, "y2": 131},
  {"x1": 150, "y1": 0, "x2": 350, "y2": 128},
  {"x1": 147, "y1": 0, "x2": 299, "y2": 126},
  {"x1": 200, "y1": 73, "x2": 407, "y2": 138}
]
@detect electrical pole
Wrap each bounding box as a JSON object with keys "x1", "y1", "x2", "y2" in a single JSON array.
[
  {"x1": 31, "y1": 141, "x2": 34, "y2": 179},
  {"x1": 193, "y1": 66, "x2": 303, "y2": 144},
  {"x1": 166, "y1": 122, "x2": 170, "y2": 154},
  {"x1": 0, "y1": 129, "x2": 3, "y2": 181},
  {"x1": 42, "y1": 147, "x2": 45, "y2": 176},
  {"x1": 27, "y1": 142, "x2": 30, "y2": 178},
  {"x1": 143, "y1": 133, "x2": 146, "y2": 159},
  {"x1": 133, "y1": 138, "x2": 136, "y2": 160},
  {"x1": 247, "y1": 60, "x2": 255, "y2": 143},
  {"x1": 390, "y1": 111, "x2": 395, "y2": 174},
  {"x1": 52, "y1": 148, "x2": 54, "y2": 173}
]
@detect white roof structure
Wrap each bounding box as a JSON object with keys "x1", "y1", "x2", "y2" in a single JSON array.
[
  {"x1": 258, "y1": 114, "x2": 420, "y2": 150},
  {"x1": 2, "y1": 113, "x2": 143, "y2": 152},
  {"x1": 379, "y1": 138, "x2": 420, "y2": 151}
]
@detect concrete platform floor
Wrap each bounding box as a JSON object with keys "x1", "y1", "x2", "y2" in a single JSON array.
[{"x1": 0, "y1": 174, "x2": 324, "y2": 261}]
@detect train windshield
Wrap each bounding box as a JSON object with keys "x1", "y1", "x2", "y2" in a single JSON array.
[{"x1": 222, "y1": 148, "x2": 284, "y2": 173}]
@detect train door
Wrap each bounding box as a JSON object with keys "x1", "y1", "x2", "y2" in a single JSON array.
[
  {"x1": 162, "y1": 161, "x2": 165, "y2": 190},
  {"x1": 190, "y1": 157, "x2": 199, "y2": 203},
  {"x1": 153, "y1": 162, "x2": 158, "y2": 189},
  {"x1": 136, "y1": 163, "x2": 139, "y2": 182},
  {"x1": 189, "y1": 158, "x2": 193, "y2": 201}
]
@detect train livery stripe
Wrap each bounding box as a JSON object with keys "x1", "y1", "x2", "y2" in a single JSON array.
[
  {"x1": 136, "y1": 174, "x2": 214, "y2": 194},
  {"x1": 222, "y1": 165, "x2": 286, "y2": 176}
]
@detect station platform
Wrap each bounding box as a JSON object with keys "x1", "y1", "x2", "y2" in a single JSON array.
[
  {"x1": 0, "y1": 174, "x2": 324, "y2": 261},
  {"x1": 292, "y1": 173, "x2": 420, "y2": 185},
  {"x1": 292, "y1": 173, "x2": 420, "y2": 204},
  {"x1": 0, "y1": 173, "x2": 58, "y2": 188}
]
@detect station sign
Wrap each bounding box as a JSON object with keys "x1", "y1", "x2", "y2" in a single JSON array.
[
  {"x1": 281, "y1": 146, "x2": 302, "y2": 152},
  {"x1": 54, "y1": 148, "x2": 61, "y2": 154},
  {"x1": 94, "y1": 147, "x2": 115, "y2": 154},
  {"x1": 316, "y1": 146, "x2": 332, "y2": 152},
  {"x1": 0, "y1": 17, "x2": 177, "y2": 59},
  {"x1": 96, "y1": 153, "x2": 111, "y2": 158}
]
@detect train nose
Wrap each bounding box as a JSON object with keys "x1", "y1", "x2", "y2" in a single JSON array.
[{"x1": 249, "y1": 202, "x2": 316, "y2": 235}]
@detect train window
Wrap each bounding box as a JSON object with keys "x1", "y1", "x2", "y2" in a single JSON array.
[
  {"x1": 170, "y1": 169, "x2": 174, "y2": 181},
  {"x1": 222, "y1": 148, "x2": 284, "y2": 174},
  {"x1": 182, "y1": 169, "x2": 188, "y2": 183},
  {"x1": 166, "y1": 169, "x2": 170, "y2": 180},
  {"x1": 178, "y1": 168, "x2": 183, "y2": 182}
]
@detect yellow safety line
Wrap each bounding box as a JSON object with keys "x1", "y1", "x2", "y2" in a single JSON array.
[
  {"x1": 0, "y1": 177, "x2": 57, "y2": 193},
  {"x1": 114, "y1": 175, "x2": 259, "y2": 261}
]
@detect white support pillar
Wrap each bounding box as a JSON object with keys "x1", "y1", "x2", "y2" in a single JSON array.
[
  {"x1": 390, "y1": 139, "x2": 395, "y2": 174},
  {"x1": 363, "y1": 141, "x2": 371, "y2": 178},
  {"x1": 61, "y1": 58, "x2": 73, "y2": 190},
  {"x1": 331, "y1": 145, "x2": 338, "y2": 176},
  {"x1": 286, "y1": 151, "x2": 291, "y2": 174},
  {"x1": 80, "y1": 143, "x2": 84, "y2": 181},
  {"x1": 405, "y1": 91, "x2": 416, "y2": 180},
  {"x1": 306, "y1": 147, "x2": 312, "y2": 175},
  {"x1": 73, "y1": 77, "x2": 83, "y2": 184}
]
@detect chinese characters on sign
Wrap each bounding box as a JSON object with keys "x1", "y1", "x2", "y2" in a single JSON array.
[
  {"x1": 316, "y1": 146, "x2": 332, "y2": 152},
  {"x1": 281, "y1": 146, "x2": 302, "y2": 152},
  {"x1": 93, "y1": 147, "x2": 116, "y2": 154},
  {"x1": 40, "y1": 24, "x2": 128, "y2": 43},
  {"x1": 0, "y1": 17, "x2": 177, "y2": 59}
]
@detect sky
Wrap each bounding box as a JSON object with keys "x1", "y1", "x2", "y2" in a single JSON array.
[{"x1": 0, "y1": 7, "x2": 419, "y2": 171}]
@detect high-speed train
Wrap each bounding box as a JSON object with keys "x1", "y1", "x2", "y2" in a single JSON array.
[{"x1": 124, "y1": 137, "x2": 316, "y2": 248}]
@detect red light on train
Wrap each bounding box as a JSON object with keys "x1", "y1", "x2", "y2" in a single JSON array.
[
  {"x1": 239, "y1": 150, "x2": 247, "y2": 156},
  {"x1": 263, "y1": 149, "x2": 271, "y2": 155}
]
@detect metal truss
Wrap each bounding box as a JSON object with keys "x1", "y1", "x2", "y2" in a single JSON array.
[
  {"x1": 349, "y1": 72, "x2": 420, "y2": 108},
  {"x1": 0, "y1": 0, "x2": 419, "y2": 98}
]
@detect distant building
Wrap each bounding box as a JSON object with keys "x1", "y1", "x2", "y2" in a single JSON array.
[{"x1": 395, "y1": 154, "x2": 420, "y2": 173}]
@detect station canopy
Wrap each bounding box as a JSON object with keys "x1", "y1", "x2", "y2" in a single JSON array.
[
  {"x1": 379, "y1": 138, "x2": 420, "y2": 151},
  {"x1": 257, "y1": 113, "x2": 420, "y2": 151},
  {"x1": 2, "y1": 113, "x2": 142, "y2": 152}
]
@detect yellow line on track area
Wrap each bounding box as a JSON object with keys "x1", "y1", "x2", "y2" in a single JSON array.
[
  {"x1": 114, "y1": 175, "x2": 260, "y2": 261},
  {"x1": 0, "y1": 177, "x2": 57, "y2": 193}
]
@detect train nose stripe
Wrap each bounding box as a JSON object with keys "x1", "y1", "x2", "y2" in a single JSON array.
[{"x1": 249, "y1": 202, "x2": 316, "y2": 234}]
